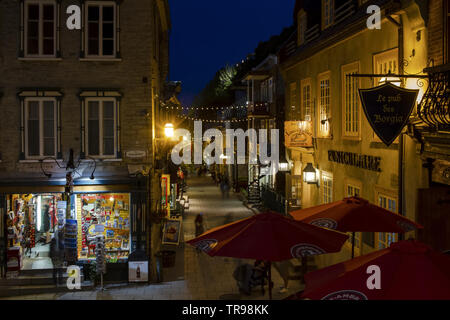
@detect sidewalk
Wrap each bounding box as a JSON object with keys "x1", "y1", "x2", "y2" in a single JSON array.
[{"x1": 1, "y1": 176, "x2": 304, "y2": 300}]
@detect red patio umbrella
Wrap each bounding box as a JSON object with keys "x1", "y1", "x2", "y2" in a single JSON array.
[
  {"x1": 187, "y1": 211, "x2": 349, "y2": 299},
  {"x1": 290, "y1": 197, "x2": 423, "y2": 258},
  {"x1": 296, "y1": 240, "x2": 450, "y2": 300}
]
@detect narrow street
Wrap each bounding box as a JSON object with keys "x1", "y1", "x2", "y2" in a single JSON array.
[{"x1": 2, "y1": 175, "x2": 304, "y2": 300}]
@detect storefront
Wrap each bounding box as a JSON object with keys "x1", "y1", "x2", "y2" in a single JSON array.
[
  {"x1": 4, "y1": 193, "x2": 63, "y2": 276},
  {"x1": 0, "y1": 177, "x2": 148, "y2": 281}
]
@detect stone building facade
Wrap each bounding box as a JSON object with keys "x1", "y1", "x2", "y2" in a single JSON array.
[
  {"x1": 280, "y1": 0, "x2": 448, "y2": 269},
  {"x1": 0, "y1": 0, "x2": 171, "y2": 280}
]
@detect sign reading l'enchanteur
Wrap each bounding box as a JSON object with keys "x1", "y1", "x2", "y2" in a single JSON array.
[{"x1": 359, "y1": 83, "x2": 419, "y2": 146}]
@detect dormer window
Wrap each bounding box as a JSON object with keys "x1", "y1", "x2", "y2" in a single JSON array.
[
  {"x1": 297, "y1": 10, "x2": 307, "y2": 46},
  {"x1": 322, "y1": 0, "x2": 334, "y2": 30}
]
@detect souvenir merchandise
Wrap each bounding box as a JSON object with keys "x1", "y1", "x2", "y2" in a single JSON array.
[{"x1": 77, "y1": 194, "x2": 131, "y2": 263}]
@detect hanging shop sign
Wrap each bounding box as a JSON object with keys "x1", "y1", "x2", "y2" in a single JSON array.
[
  {"x1": 359, "y1": 83, "x2": 419, "y2": 146},
  {"x1": 328, "y1": 150, "x2": 381, "y2": 172},
  {"x1": 284, "y1": 121, "x2": 313, "y2": 148}
]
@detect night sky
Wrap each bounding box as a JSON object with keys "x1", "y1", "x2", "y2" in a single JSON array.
[{"x1": 169, "y1": 0, "x2": 295, "y2": 106}]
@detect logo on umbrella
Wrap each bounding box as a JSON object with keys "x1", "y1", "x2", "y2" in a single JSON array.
[
  {"x1": 321, "y1": 290, "x2": 368, "y2": 301},
  {"x1": 397, "y1": 221, "x2": 416, "y2": 232},
  {"x1": 291, "y1": 243, "x2": 326, "y2": 258},
  {"x1": 194, "y1": 239, "x2": 218, "y2": 253},
  {"x1": 310, "y1": 218, "x2": 338, "y2": 230}
]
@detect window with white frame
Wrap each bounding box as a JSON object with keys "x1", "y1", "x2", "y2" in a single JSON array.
[
  {"x1": 301, "y1": 79, "x2": 312, "y2": 121},
  {"x1": 260, "y1": 80, "x2": 268, "y2": 102},
  {"x1": 23, "y1": 0, "x2": 57, "y2": 57},
  {"x1": 290, "y1": 82, "x2": 298, "y2": 112},
  {"x1": 25, "y1": 98, "x2": 57, "y2": 158},
  {"x1": 346, "y1": 184, "x2": 361, "y2": 251},
  {"x1": 342, "y1": 62, "x2": 360, "y2": 138},
  {"x1": 373, "y1": 49, "x2": 399, "y2": 142},
  {"x1": 86, "y1": 98, "x2": 117, "y2": 157},
  {"x1": 322, "y1": 173, "x2": 333, "y2": 204},
  {"x1": 297, "y1": 10, "x2": 307, "y2": 46},
  {"x1": 377, "y1": 194, "x2": 398, "y2": 249},
  {"x1": 322, "y1": 0, "x2": 334, "y2": 30},
  {"x1": 373, "y1": 48, "x2": 399, "y2": 85},
  {"x1": 318, "y1": 72, "x2": 331, "y2": 137},
  {"x1": 84, "y1": 1, "x2": 118, "y2": 58}
]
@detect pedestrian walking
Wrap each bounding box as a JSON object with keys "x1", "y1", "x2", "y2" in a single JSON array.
[{"x1": 195, "y1": 214, "x2": 205, "y2": 237}]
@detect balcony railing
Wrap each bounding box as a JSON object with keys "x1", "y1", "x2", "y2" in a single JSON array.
[{"x1": 418, "y1": 64, "x2": 450, "y2": 130}]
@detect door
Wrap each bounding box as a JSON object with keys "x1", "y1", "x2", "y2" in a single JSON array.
[{"x1": 417, "y1": 186, "x2": 450, "y2": 252}]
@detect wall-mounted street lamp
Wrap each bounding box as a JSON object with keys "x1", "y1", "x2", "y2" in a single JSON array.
[
  {"x1": 379, "y1": 71, "x2": 402, "y2": 87},
  {"x1": 303, "y1": 162, "x2": 319, "y2": 186},
  {"x1": 164, "y1": 123, "x2": 175, "y2": 138}
]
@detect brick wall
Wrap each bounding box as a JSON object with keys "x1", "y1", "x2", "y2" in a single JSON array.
[{"x1": 0, "y1": 0, "x2": 169, "y2": 176}]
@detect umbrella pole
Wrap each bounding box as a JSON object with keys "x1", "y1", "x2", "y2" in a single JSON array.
[
  {"x1": 351, "y1": 232, "x2": 355, "y2": 259},
  {"x1": 268, "y1": 262, "x2": 272, "y2": 300}
]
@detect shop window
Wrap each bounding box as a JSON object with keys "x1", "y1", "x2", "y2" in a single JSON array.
[
  {"x1": 83, "y1": 1, "x2": 120, "y2": 59},
  {"x1": 342, "y1": 62, "x2": 360, "y2": 139},
  {"x1": 377, "y1": 194, "x2": 398, "y2": 249},
  {"x1": 6, "y1": 194, "x2": 63, "y2": 274},
  {"x1": 318, "y1": 72, "x2": 331, "y2": 138},
  {"x1": 322, "y1": 0, "x2": 334, "y2": 30},
  {"x1": 20, "y1": 0, "x2": 60, "y2": 58},
  {"x1": 24, "y1": 98, "x2": 56, "y2": 159},
  {"x1": 301, "y1": 78, "x2": 312, "y2": 122},
  {"x1": 76, "y1": 194, "x2": 130, "y2": 263}
]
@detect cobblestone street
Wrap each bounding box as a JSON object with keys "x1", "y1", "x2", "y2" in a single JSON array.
[{"x1": 2, "y1": 176, "x2": 304, "y2": 300}]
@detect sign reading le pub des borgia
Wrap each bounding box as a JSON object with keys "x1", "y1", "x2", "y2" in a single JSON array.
[{"x1": 359, "y1": 83, "x2": 419, "y2": 146}]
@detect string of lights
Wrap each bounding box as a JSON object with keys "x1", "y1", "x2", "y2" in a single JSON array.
[
  {"x1": 160, "y1": 101, "x2": 269, "y2": 111},
  {"x1": 176, "y1": 114, "x2": 248, "y2": 123}
]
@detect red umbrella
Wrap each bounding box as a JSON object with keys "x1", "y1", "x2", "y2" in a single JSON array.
[
  {"x1": 290, "y1": 197, "x2": 423, "y2": 257},
  {"x1": 187, "y1": 212, "x2": 349, "y2": 299},
  {"x1": 298, "y1": 240, "x2": 450, "y2": 300}
]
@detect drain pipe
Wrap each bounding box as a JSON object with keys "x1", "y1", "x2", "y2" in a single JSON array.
[{"x1": 388, "y1": 14, "x2": 405, "y2": 240}]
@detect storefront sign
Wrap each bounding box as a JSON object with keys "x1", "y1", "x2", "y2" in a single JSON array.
[
  {"x1": 328, "y1": 150, "x2": 381, "y2": 172},
  {"x1": 359, "y1": 83, "x2": 419, "y2": 146},
  {"x1": 284, "y1": 121, "x2": 313, "y2": 148},
  {"x1": 126, "y1": 150, "x2": 146, "y2": 159}
]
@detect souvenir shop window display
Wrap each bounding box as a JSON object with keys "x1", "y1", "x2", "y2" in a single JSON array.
[
  {"x1": 77, "y1": 194, "x2": 131, "y2": 263},
  {"x1": 6, "y1": 194, "x2": 61, "y2": 273}
]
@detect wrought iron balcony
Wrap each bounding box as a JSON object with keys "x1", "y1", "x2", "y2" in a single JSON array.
[
  {"x1": 418, "y1": 64, "x2": 450, "y2": 131},
  {"x1": 247, "y1": 102, "x2": 271, "y2": 118}
]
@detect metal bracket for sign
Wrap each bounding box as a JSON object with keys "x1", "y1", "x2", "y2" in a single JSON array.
[
  {"x1": 346, "y1": 73, "x2": 428, "y2": 88},
  {"x1": 346, "y1": 73, "x2": 428, "y2": 79}
]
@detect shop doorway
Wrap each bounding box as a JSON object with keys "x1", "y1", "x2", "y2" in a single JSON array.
[
  {"x1": 6, "y1": 194, "x2": 62, "y2": 271},
  {"x1": 417, "y1": 186, "x2": 450, "y2": 252}
]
